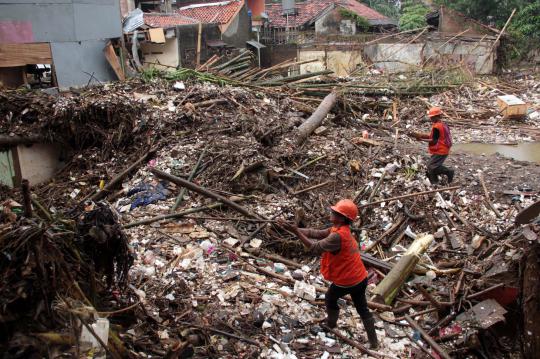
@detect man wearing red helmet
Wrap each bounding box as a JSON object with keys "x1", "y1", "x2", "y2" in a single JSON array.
[
  {"x1": 278, "y1": 199, "x2": 379, "y2": 349},
  {"x1": 411, "y1": 107, "x2": 454, "y2": 184}
]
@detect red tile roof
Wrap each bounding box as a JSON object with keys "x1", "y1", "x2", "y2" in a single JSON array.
[
  {"x1": 265, "y1": 0, "x2": 391, "y2": 28},
  {"x1": 176, "y1": 0, "x2": 244, "y2": 25},
  {"x1": 144, "y1": 13, "x2": 199, "y2": 28}
]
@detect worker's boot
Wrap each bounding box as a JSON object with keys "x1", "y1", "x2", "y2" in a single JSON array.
[
  {"x1": 326, "y1": 308, "x2": 339, "y2": 328},
  {"x1": 361, "y1": 315, "x2": 379, "y2": 350},
  {"x1": 426, "y1": 171, "x2": 438, "y2": 185},
  {"x1": 446, "y1": 168, "x2": 455, "y2": 183}
]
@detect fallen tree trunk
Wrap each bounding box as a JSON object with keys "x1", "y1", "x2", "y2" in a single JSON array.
[
  {"x1": 371, "y1": 234, "x2": 434, "y2": 305},
  {"x1": 295, "y1": 91, "x2": 338, "y2": 146},
  {"x1": 150, "y1": 168, "x2": 261, "y2": 219}
]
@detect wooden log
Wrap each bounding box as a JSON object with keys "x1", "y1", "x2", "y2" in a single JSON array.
[
  {"x1": 405, "y1": 315, "x2": 452, "y2": 359},
  {"x1": 151, "y1": 169, "x2": 261, "y2": 219},
  {"x1": 295, "y1": 91, "x2": 338, "y2": 146},
  {"x1": 371, "y1": 235, "x2": 434, "y2": 305}
]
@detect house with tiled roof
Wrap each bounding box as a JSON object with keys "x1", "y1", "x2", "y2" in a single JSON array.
[
  {"x1": 264, "y1": 0, "x2": 396, "y2": 37},
  {"x1": 176, "y1": 0, "x2": 251, "y2": 48},
  {"x1": 124, "y1": 1, "x2": 251, "y2": 71}
]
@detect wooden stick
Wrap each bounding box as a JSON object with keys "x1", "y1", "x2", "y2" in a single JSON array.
[
  {"x1": 293, "y1": 181, "x2": 331, "y2": 195},
  {"x1": 479, "y1": 173, "x2": 502, "y2": 218},
  {"x1": 405, "y1": 315, "x2": 452, "y2": 359},
  {"x1": 323, "y1": 325, "x2": 382, "y2": 358},
  {"x1": 151, "y1": 169, "x2": 261, "y2": 219},
  {"x1": 123, "y1": 197, "x2": 247, "y2": 229},
  {"x1": 415, "y1": 283, "x2": 442, "y2": 310},
  {"x1": 171, "y1": 147, "x2": 207, "y2": 212},
  {"x1": 367, "y1": 171, "x2": 387, "y2": 204},
  {"x1": 359, "y1": 186, "x2": 460, "y2": 209},
  {"x1": 176, "y1": 215, "x2": 276, "y2": 223},
  {"x1": 21, "y1": 179, "x2": 32, "y2": 218},
  {"x1": 91, "y1": 149, "x2": 156, "y2": 202},
  {"x1": 180, "y1": 322, "x2": 259, "y2": 346},
  {"x1": 466, "y1": 283, "x2": 505, "y2": 300}
]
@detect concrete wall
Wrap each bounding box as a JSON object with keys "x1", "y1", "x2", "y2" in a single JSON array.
[
  {"x1": 364, "y1": 38, "x2": 495, "y2": 74},
  {"x1": 222, "y1": 4, "x2": 251, "y2": 48},
  {"x1": 0, "y1": 0, "x2": 121, "y2": 43},
  {"x1": 141, "y1": 36, "x2": 179, "y2": 70},
  {"x1": 16, "y1": 143, "x2": 65, "y2": 186},
  {"x1": 438, "y1": 6, "x2": 492, "y2": 36},
  {"x1": 268, "y1": 44, "x2": 297, "y2": 66},
  {"x1": 298, "y1": 47, "x2": 364, "y2": 76},
  {"x1": 315, "y1": 8, "x2": 357, "y2": 36},
  {"x1": 51, "y1": 40, "x2": 118, "y2": 89}
]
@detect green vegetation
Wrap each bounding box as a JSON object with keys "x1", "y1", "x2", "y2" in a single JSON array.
[
  {"x1": 141, "y1": 67, "x2": 231, "y2": 86},
  {"x1": 398, "y1": 1, "x2": 430, "y2": 31},
  {"x1": 362, "y1": 0, "x2": 400, "y2": 20},
  {"x1": 435, "y1": 0, "x2": 534, "y2": 28},
  {"x1": 339, "y1": 8, "x2": 371, "y2": 32}
]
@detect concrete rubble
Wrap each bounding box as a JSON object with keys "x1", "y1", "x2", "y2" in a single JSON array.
[{"x1": 0, "y1": 69, "x2": 539, "y2": 358}]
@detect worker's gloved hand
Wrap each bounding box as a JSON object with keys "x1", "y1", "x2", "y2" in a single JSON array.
[{"x1": 276, "y1": 219, "x2": 298, "y2": 234}]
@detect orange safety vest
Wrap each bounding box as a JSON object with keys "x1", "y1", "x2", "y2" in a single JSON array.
[
  {"x1": 320, "y1": 225, "x2": 367, "y2": 286},
  {"x1": 428, "y1": 122, "x2": 450, "y2": 155}
]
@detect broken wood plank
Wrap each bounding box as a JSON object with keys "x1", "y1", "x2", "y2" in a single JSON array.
[{"x1": 103, "y1": 41, "x2": 125, "y2": 81}]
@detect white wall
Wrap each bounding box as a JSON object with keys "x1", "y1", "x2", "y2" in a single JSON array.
[
  {"x1": 16, "y1": 143, "x2": 64, "y2": 186},
  {"x1": 141, "y1": 36, "x2": 179, "y2": 70}
]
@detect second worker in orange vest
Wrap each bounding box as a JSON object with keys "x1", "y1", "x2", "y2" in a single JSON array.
[
  {"x1": 412, "y1": 107, "x2": 455, "y2": 184},
  {"x1": 278, "y1": 199, "x2": 379, "y2": 349}
]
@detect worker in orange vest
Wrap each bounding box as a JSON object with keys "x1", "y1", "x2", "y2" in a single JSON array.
[
  {"x1": 411, "y1": 107, "x2": 454, "y2": 184},
  {"x1": 278, "y1": 199, "x2": 379, "y2": 349}
]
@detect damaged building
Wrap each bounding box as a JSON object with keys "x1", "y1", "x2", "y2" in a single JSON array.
[{"x1": 0, "y1": 0, "x2": 124, "y2": 89}]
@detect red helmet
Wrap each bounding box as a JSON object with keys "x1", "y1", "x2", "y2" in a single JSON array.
[
  {"x1": 428, "y1": 107, "x2": 442, "y2": 117},
  {"x1": 331, "y1": 199, "x2": 358, "y2": 221}
]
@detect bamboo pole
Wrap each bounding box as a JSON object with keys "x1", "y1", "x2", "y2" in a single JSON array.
[{"x1": 371, "y1": 235, "x2": 434, "y2": 305}]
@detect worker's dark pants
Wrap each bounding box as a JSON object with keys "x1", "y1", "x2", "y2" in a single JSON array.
[
  {"x1": 427, "y1": 154, "x2": 453, "y2": 184},
  {"x1": 325, "y1": 278, "x2": 371, "y2": 320}
]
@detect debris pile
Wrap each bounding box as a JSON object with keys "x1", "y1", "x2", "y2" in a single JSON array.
[{"x1": 1, "y1": 70, "x2": 539, "y2": 358}]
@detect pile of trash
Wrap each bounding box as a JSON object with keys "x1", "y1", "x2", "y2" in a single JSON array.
[{"x1": 1, "y1": 71, "x2": 539, "y2": 358}]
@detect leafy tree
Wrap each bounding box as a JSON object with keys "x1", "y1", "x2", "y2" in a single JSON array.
[
  {"x1": 362, "y1": 0, "x2": 400, "y2": 19},
  {"x1": 339, "y1": 8, "x2": 371, "y2": 32},
  {"x1": 399, "y1": 1, "x2": 430, "y2": 30},
  {"x1": 435, "y1": 0, "x2": 536, "y2": 28},
  {"x1": 506, "y1": 2, "x2": 540, "y2": 59}
]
